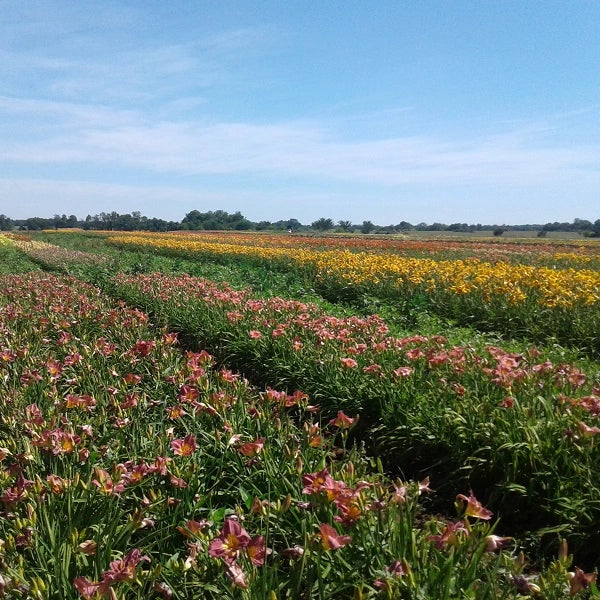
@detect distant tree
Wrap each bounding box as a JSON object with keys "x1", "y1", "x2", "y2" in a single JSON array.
[
  {"x1": 255, "y1": 221, "x2": 272, "y2": 231},
  {"x1": 311, "y1": 217, "x2": 334, "y2": 231},
  {"x1": 146, "y1": 218, "x2": 170, "y2": 232},
  {"x1": 426, "y1": 222, "x2": 447, "y2": 231},
  {"x1": 493, "y1": 227, "x2": 505, "y2": 237},
  {"x1": 182, "y1": 210, "x2": 203, "y2": 229},
  {"x1": 360, "y1": 220, "x2": 375, "y2": 234},
  {"x1": 337, "y1": 220, "x2": 353, "y2": 232},
  {"x1": 573, "y1": 218, "x2": 592, "y2": 232},
  {"x1": 285, "y1": 218, "x2": 302, "y2": 232},
  {"x1": 448, "y1": 223, "x2": 470, "y2": 232},
  {"x1": 0, "y1": 214, "x2": 12, "y2": 230},
  {"x1": 396, "y1": 221, "x2": 413, "y2": 231},
  {"x1": 234, "y1": 218, "x2": 252, "y2": 230},
  {"x1": 25, "y1": 217, "x2": 49, "y2": 230}
]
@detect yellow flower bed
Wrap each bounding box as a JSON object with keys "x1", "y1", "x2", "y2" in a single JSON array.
[{"x1": 107, "y1": 233, "x2": 600, "y2": 309}]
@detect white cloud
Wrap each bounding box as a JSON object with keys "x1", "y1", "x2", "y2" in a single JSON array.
[{"x1": 1, "y1": 97, "x2": 598, "y2": 190}]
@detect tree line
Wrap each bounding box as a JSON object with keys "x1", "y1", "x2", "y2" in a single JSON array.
[{"x1": 2, "y1": 211, "x2": 600, "y2": 237}]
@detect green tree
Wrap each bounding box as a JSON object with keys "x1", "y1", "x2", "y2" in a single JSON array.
[
  {"x1": 360, "y1": 220, "x2": 375, "y2": 234},
  {"x1": 311, "y1": 217, "x2": 334, "y2": 231},
  {"x1": 337, "y1": 220, "x2": 353, "y2": 232},
  {"x1": 0, "y1": 214, "x2": 12, "y2": 231}
]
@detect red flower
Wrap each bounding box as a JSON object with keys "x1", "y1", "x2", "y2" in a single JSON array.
[
  {"x1": 178, "y1": 385, "x2": 199, "y2": 403},
  {"x1": 318, "y1": 523, "x2": 351, "y2": 551},
  {"x1": 340, "y1": 357, "x2": 358, "y2": 369},
  {"x1": 73, "y1": 577, "x2": 107, "y2": 599},
  {"x1": 393, "y1": 366, "x2": 413, "y2": 378},
  {"x1": 246, "y1": 535, "x2": 267, "y2": 566},
  {"x1": 238, "y1": 437, "x2": 265, "y2": 457},
  {"x1": 103, "y1": 549, "x2": 150, "y2": 584},
  {"x1": 429, "y1": 520, "x2": 469, "y2": 549},
  {"x1": 208, "y1": 519, "x2": 251, "y2": 564},
  {"x1": 170, "y1": 434, "x2": 198, "y2": 457},
  {"x1": 133, "y1": 340, "x2": 156, "y2": 357},
  {"x1": 302, "y1": 468, "x2": 334, "y2": 496},
  {"x1": 578, "y1": 421, "x2": 600, "y2": 437},
  {"x1": 484, "y1": 535, "x2": 513, "y2": 552},
  {"x1": 328, "y1": 410, "x2": 356, "y2": 429}
]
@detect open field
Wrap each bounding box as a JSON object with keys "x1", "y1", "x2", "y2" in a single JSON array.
[{"x1": 1, "y1": 230, "x2": 599, "y2": 598}]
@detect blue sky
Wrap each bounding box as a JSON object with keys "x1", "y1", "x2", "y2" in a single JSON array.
[{"x1": 1, "y1": 1, "x2": 599, "y2": 225}]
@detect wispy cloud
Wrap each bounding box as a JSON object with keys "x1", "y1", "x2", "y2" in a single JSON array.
[{"x1": 1, "y1": 97, "x2": 598, "y2": 188}]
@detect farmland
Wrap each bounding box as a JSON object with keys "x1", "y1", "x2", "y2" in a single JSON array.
[{"x1": 1, "y1": 230, "x2": 599, "y2": 598}]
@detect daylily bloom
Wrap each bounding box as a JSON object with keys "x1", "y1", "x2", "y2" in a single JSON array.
[
  {"x1": 73, "y1": 577, "x2": 107, "y2": 599},
  {"x1": 246, "y1": 535, "x2": 268, "y2": 566},
  {"x1": 281, "y1": 545, "x2": 304, "y2": 560},
  {"x1": 132, "y1": 339, "x2": 156, "y2": 357},
  {"x1": 318, "y1": 523, "x2": 351, "y2": 551},
  {"x1": 393, "y1": 366, "x2": 414, "y2": 377},
  {"x1": 46, "y1": 474, "x2": 69, "y2": 494},
  {"x1": 578, "y1": 421, "x2": 600, "y2": 437},
  {"x1": 238, "y1": 437, "x2": 266, "y2": 457},
  {"x1": 328, "y1": 410, "x2": 356, "y2": 429},
  {"x1": 123, "y1": 373, "x2": 142, "y2": 384},
  {"x1": 484, "y1": 535, "x2": 513, "y2": 552},
  {"x1": 225, "y1": 563, "x2": 247, "y2": 588},
  {"x1": 92, "y1": 468, "x2": 125, "y2": 496},
  {"x1": 302, "y1": 468, "x2": 334, "y2": 496},
  {"x1": 78, "y1": 540, "x2": 97, "y2": 556},
  {"x1": 171, "y1": 434, "x2": 198, "y2": 457},
  {"x1": 428, "y1": 520, "x2": 469, "y2": 549},
  {"x1": 208, "y1": 519, "x2": 251, "y2": 564},
  {"x1": 340, "y1": 357, "x2": 358, "y2": 369},
  {"x1": 418, "y1": 476, "x2": 433, "y2": 495},
  {"x1": 178, "y1": 385, "x2": 199, "y2": 403},
  {"x1": 102, "y1": 548, "x2": 150, "y2": 583},
  {"x1": 569, "y1": 567, "x2": 596, "y2": 595},
  {"x1": 456, "y1": 491, "x2": 493, "y2": 520},
  {"x1": 162, "y1": 332, "x2": 179, "y2": 346},
  {"x1": 387, "y1": 559, "x2": 410, "y2": 576}
]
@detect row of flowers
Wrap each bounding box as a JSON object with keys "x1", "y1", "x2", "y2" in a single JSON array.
[
  {"x1": 99, "y1": 232, "x2": 600, "y2": 356},
  {"x1": 55, "y1": 228, "x2": 600, "y2": 267},
  {"x1": 102, "y1": 271, "x2": 600, "y2": 558},
  {"x1": 4, "y1": 272, "x2": 595, "y2": 597},
  {"x1": 102, "y1": 232, "x2": 600, "y2": 309},
  {"x1": 7, "y1": 236, "x2": 600, "y2": 558}
]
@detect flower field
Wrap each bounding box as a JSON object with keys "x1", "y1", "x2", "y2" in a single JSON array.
[
  {"x1": 2, "y1": 232, "x2": 600, "y2": 597},
  {"x1": 104, "y1": 232, "x2": 600, "y2": 355}
]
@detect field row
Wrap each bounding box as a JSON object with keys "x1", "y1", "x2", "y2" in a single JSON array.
[
  {"x1": 4, "y1": 271, "x2": 593, "y2": 598},
  {"x1": 101, "y1": 232, "x2": 600, "y2": 355},
  {"x1": 45, "y1": 229, "x2": 600, "y2": 267},
  {"x1": 7, "y1": 235, "x2": 600, "y2": 567}
]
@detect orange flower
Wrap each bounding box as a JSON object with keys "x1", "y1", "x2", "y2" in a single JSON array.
[{"x1": 238, "y1": 437, "x2": 265, "y2": 457}]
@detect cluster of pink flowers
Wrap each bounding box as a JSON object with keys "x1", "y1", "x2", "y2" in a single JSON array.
[
  {"x1": 73, "y1": 549, "x2": 149, "y2": 599},
  {"x1": 208, "y1": 519, "x2": 267, "y2": 588}
]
